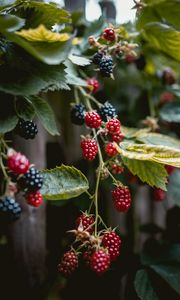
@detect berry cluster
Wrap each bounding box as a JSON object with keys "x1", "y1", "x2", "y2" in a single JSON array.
[{"x1": 58, "y1": 212, "x2": 122, "y2": 276}]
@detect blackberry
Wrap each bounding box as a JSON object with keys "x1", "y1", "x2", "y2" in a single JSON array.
[
  {"x1": 70, "y1": 103, "x2": 86, "y2": 125},
  {"x1": 0, "y1": 197, "x2": 21, "y2": 221},
  {"x1": 98, "y1": 102, "x2": 116, "y2": 121},
  {"x1": 18, "y1": 167, "x2": 43, "y2": 192},
  {"x1": 99, "y1": 56, "x2": 113, "y2": 77},
  {"x1": 16, "y1": 119, "x2": 38, "y2": 139},
  {"x1": 92, "y1": 51, "x2": 103, "y2": 65}
]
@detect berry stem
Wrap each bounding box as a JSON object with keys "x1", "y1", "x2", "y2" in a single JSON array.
[
  {"x1": 78, "y1": 86, "x2": 101, "y2": 108},
  {"x1": 74, "y1": 88, "x2": 80, "y2": 104}
]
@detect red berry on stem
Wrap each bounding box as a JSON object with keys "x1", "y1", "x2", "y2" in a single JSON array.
[
  {"x1": 125, "y1": 54, "x2": 136, "y2": 64},
  {"x1": 111, "y1": 131, "x2": 124, "y2": 143},
  {"x1": 87, "y1": 78, "x2": 100, "y2": 94},
  {"x1": 111, "y1": 164, "x2": 124, "y2": 175},
  {"x1": 75, "y1": 212, "x2": 94, "y2": 233},
  {"x1": 81, "y1": 138, "x2": 98, "y2": 161},
  {"x1": 90, "y1": 249, "x2": 110, "y2": 275},
  {"x1": 102, "y1": 231, "x2": 122, "y2": 261},
  {"x1": 112, "y1": 186, "x2": 131, "y2": 212},
  {"x1": 7, "y1": 152, "x2": 30, "y2": 175},
  {"x1": 85, "y1": 111, "x2": 102, "y2": 129},
  {"x1": 106, "y1": 118, "x2": 120, "y2": 134},
  {"x1": 58, "y1": 250, "x2": 78, "y2": 277},
  {"x1": 105, "y1": 142, "x2": 118, "y2": 157},
  {"x1": 103, "y1": 28, "x2": 116, "y2": 42},
  {"x1": 26, "y1": 191, "x2": 43, "y2": 207},
  {"x1": 165, "y1": 165, "x2": 176, "y2": 175},
  {"x1": 153, "y1": 188, "x2": 166, "y2": 202}
]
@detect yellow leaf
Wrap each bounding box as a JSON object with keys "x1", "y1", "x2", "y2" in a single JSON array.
[
  {"x1": 116, "y1": 143, "x2": 155, "y2": 160},
  {"x1": 72, "y1": 37, "x2": 82, "y2": 45},
  {"x1": 16, "y1": 24, "x2": 70, "y2": 43}
]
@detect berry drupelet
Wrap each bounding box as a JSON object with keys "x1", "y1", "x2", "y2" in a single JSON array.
[
  {"x1": 102, "y1": 231, "x2": 121, "y2": 261},
  {"x1": 84, "y1": 111, "x2": 102, "y2": 129},
  {"x1": 98, "y1": 102, "x2": 116, "y2": 121},
  {"x1": 15, "y1": 119, "x2": 38, "y2": 139},
  {"x1": 81, "y1": 138, "x2": 98, "y2": 161},
  {"x1": 112, "y1": 186, "x2": 131, "y2": 212},
  {"x1": 70, "y1": 103, "x2": 86, "y2": 125},
  {"x1": 99, "y1": 55, "x2": 113, "y2": 77},
  {"x1": 58, "y1": 250, "x2": 78, "y2": 277}
]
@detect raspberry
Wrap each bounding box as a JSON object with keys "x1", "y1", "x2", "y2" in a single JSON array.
[
  {"x1": 98, "y1": 102, "x2": 116, "y2": 121},
  {"x1": 87, "y1": 78, "x2": 100, "y2": 94},
  {"x1": 159, "y1": 92, "x2": 175, "y2": 105},
  {"x1": 105, "y1": 142, "x2": 118, "y2": 157},
  {"x1": 18, "y1": 167, "x2": 43, "y2": 192},
  {"x1": 26, "y1": 191, "x2": 43, "y2": 207},
  {"x1": 111, "y1": 164, "x2": 124, "y2": 175},
  {"x1": 92, "y1": 51, "x2": 103, "y2": 65},
  {"x1": 153, "y1": 188, "x2": 166, "y2": 202},
  {"x1": 112, "y1": 186, "x2": 131, "y2": 212},
  {"x1": 106, "y1": 118, "x2": 120, "y2": 134},
  {"x1": 7, "y1": 152, "x2": 30, "y2": 175},
  {"x1": 90, "y1": 249, "x2": 110, "y2": 275},
  {"x1": 81, "y1": 138, "x2": 98, "y2": 161},
  {"x1": 15, "y1": 119, "x2": 38, "y2": 139},
  {"x1": 103, "y1": 28, "x2": 116, "y2": 42},
  {"x1": 75, "y1": 212, "x2": 94, "y2": 234},
  {"x1": 111, "y1": 131, "x2": 124, "y2": 143},
  {"x1": 165, "y1": 165, "x2": 176, "y2": 175},
  {"x1": 85, "y1": 111, "x2": 102, "y2": 129},
  {"x1": 0, "y1": 197, "x2": 21, "y2": 221},
  {"x1": 99, "y1": 56, "x2": 113, "y2": 77},
  {"x1": 58, "y1": 250, "x2": 78, "y2": 277},
  {"x1": 70, "y1": 103, "x2": 86, "y2": 125},
  {"x1": 162, "y1": 68, "x2": 176, "y2": 85},
  {"x1": 102, "y1": 231, "x2": 121, "y2": 261}
]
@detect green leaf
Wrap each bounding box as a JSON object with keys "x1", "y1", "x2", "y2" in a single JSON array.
[
  {"x1": 15, "y1": 97, "x2": 35, "y2": 120},
  {"x1": 28, "y1": 96, "x2": 59, "y2": 136},
  {"x1": 64, "y1": 60, "x2": 87, "y2": 86},
  {"x1": 167, "y1": 169, "x2": 180, "y2": 207},
  {"x1": 0, "y1": 14, "x2": 25, "y2": 32},
  {"x1": 142, "y1": 22, "x2": 180, "y2": 61},
  {"x1": 150, "y1": 263, "x2": 180, "y2": 295},
  {"x1": 160, "y1": 103, "x2": 180, "y2": 123},
  {"x1": 136, "y1": 132, "x2": 180, "y2": 150},
  {"x1": 0, "y1": 92, "x2": 18, "y2": 133},
  {"x1": 68, "y1": 54, "x2": 91, "y2": 66},
  {"x1": 122, "y1": 157, "x2": 167, "y2": 190},
  {"x1": 40, "y1": 165, "x2": 89, "y2": 200},
  {"x1": 135, "y1": 269, "x2": 159, "y2": 300}
]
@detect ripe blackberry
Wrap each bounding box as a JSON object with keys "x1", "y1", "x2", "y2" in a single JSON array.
[
  {"x1": 98, "y1": 102, "x2": 116, "y2": 121},
  {"x1": 81, "y1": 138, "x2": 98, "y2": 161},
  {"x1": 18, "y1": 167, "x2": 43, "y2": 192},
  {"x1": 26, "y1": 191, "x2": 43, "y2": 207},
  {"x1": 99, "y1": 56, "x2": 113, "y2": 77},
  {"x1": 0, "y1": 197, "x2": 21, "y2": 221},
  {"x1": 103, "y1": 28, "x2": 116, "y2": 42},
  {"x1": 111, "y1": 131, "x2": 124, "y2": 143},
  {"x1": 70, "y1": 103, "x2": 86, "y2": 125},
  {"x1": 105, "y1": 142, "x2": 118, "y2": 157},
  {"x1": 102, "y1": 231, "x2": 122, "y2": 261},
  {"x1": 75, "y1": 212, "x2": 94, "y2": 233},
  {"x1": 90, "y1": 249, "x2": 110, "y2": 275},
  {"x1": 87, "y1": 78, "x2": 100, "y2": 94},
  {"x1": 16, "y1": 119, "x2": 38, "y2": 139},
  {"x1": 153, "y1": 188, "x2": 166, "y2": 202},
  {"x1": 112, "y1": 186, "x2": 131, "y2": 212},
  {"x1": 7, "y1": 152, "x2": 30, "y2": 175},
  {"x1": 106, "y1": 118, "x2": 120, "y2": 134},
  {"x1": 85, "y1": 111, "x2": 102, "y2": 129},
  {"x1": 92, "y1": 51, "x2": 103, "y2": 65},
  {"x1": 58, "y1": 250, "x2": 78, "y2": 276}
]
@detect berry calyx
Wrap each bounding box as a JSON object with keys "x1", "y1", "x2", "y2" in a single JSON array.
[
  {"x1": 112, "y1": 186, "x2": 131, "y2": 212},
  {"x1": 105, "y1": 142, "x2": 118, "y2": 157},
  {"x1": 15, "y1": 119, "x2": 38, "y2": 139},
  {"x1": 26, "y1": 191, "x2": 43, "y2": 207},
  {"x1": 106, "y1": 118, "x2": 121, "y2": 134},
  {"x1": 70, "y1": 103, "x2": 86, "y2": 125},
  {"x1": 87, "y1": 78, "x2": 100, "y2": 94},
  {"x1": 111, "y1": 131, "x2": 124, "y2": 143},
  {"x1": 111, "y1": 164, "x2": 124, "y2": 175},
  {"x1": 7, "y1": 152, "x2": 30, "y2": 175},
  {"x1": 85, "y1": 111, "x2": 102, "y2": 129},
  {"x1": 75, "y1": 212, "x2": 94, "y2": 234},
  {"x1": 99, "y1": 55, "x2": 113, "y2": 77},
  {"x1": 90, "y1": 248, "x2": 110, "y2": 275},
  {"x1": 18, "y1": 167, "x2": 43, "y2": 192},
  {"x1": 153, "y1": 188, "x2": 166, "y2": 202},
  {"x1": 81, "y1": 137, "x2": 98, "y2": 161},
  {"x1": 103, "y1": 28, "x2": 116, "y2": 42},
  {"x1": 98, "y1": 102, "x2": 116, "y2": 121},
  {"x1": 92, "y1": 51, "x2": 104, "y2": 65},
  {"x1": 58, "y1": 250, "x2": 78, "y2": 277},
  {"x1": 102, "y1": 231, "x2": 122, "y2": 261},
  {"x1": 0, "y1": 197, "x2": 21, "y2": 221}
]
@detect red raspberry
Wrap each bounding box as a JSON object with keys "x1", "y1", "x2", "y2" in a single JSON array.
[
  {"x1": 106, "y1": 118, "x2": 120, "y2": 134},
  {"x1": 160, "y1": 92, "x2": 175, "y2": 105},
  {"x1": 165, "y1": 165, "x2": 176, "y2": 175},
  {"x1": 102, "y1": 231, "x2": 122, "y2": 261},
  {"x1": 58, "y1": 250, "x2": 78, "y2": 277},
  {"x1": 87, "y1": 78, "x2": 100, "y2": 94},
  {"x1": 26, "y1": 191, "x2": 43, "y2": 207},
  {"x1": 75, "y1": 212, "x2": 94, "y2": 234},
  {"x1": 153, "y1": 188, "x2": 166, "y2": 202},
  {"x1": 103, "y1": 28, "x2": 116, "y2": 42},
  {"x1": 105, "y1": 142, "x2": 118, "y2": 157},
  {"x1": 7, "y1": 152, "x2": 30, "y2": 175},
  {"x1": 125, "y1": 54, "x2": 136, "y2": 64},
  {"x1": 111, "y1": 164, "x2": 124, "y2": 175},
  {"x1": 85, "y1": 111, "x2": 102, "y2": 129},
  {"x1": 90, "y1": 249, "x2": 110, "y2": 275},
  {"x1": 112, "y1": 186, "x2": 131, "y2": 212},
  {"x1": 111, "y1": 131, "x2": 124, "y2": 143},
  {"x1": 81, "y1": 138, "x2": 98, "y2": 160}
]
